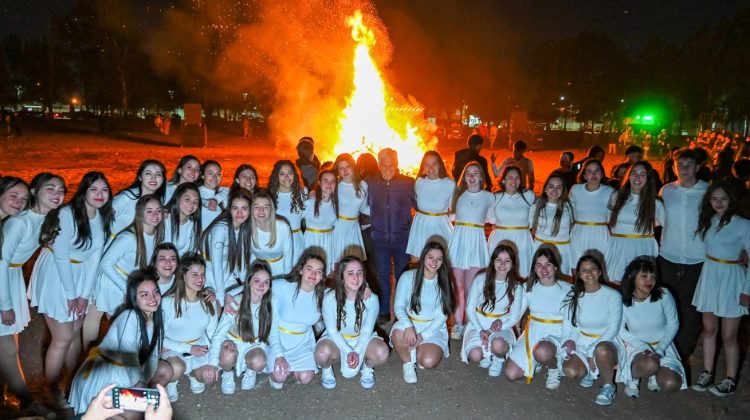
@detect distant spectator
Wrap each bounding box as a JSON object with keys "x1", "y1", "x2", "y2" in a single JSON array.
[
  {"x1": 556, "y1": 151, "x2": 577, "y2": 191},
  {"x1": 491, "y1": 139, "x2": 534, "y2": 191},
  {"x1": 295, "y1": 137, "x2": 321, "y2": 189},
  {"x1": 453, "y1": 134, "x2": 492, "y2": 190}
]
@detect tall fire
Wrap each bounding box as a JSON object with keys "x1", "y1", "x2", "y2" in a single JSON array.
[{"x1": 332, "y1": 10, "x2": 434, "y2": 172}]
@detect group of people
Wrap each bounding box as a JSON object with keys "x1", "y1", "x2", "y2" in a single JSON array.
[{"x1": 0, "y1": 133, "x2": 748, "y2": 418}]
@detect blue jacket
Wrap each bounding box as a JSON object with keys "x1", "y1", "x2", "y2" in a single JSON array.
[{"x1": 366, "y1": 174, "x2": 416, "y2": 244}]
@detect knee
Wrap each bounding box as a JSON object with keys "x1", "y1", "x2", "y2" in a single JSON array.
[
  {"x1": 503, "y1": 361, "x2": 524, "y2": 381},
  {"x1": 594, "y1": 343, "x2": 615, "y2": 361},
  {"x1": 468, "y1": 348, "x2": 483, "y2": 363},
  {"x1": 720, "y1": 329, "x2": 738, "y2": 345},
  {"x1": 563, "y1": 363, "x2": 582, "y2": 379},
  {"x1": 271, "y1": 371, "x2": 288, "y2": 384},
  {"x1": 419, "y1": 353, "x2": 441, "y2": 369},
  {"x1": 643, "y1": 358, "x2": 660, "y2": 375},
  {"x1": 491, "y1": 338, "x2": 509, "y2": 356},
  {"x1": 248, "y1": 356, "x2": 266, "y2": 373},
  {"x1": 153, "y1": 362, "x2": 174, "y2": 383},
  {"x1": 371, "y1": 343, "x2": 390, "y2": 364},
  {"x1": 219, "y1": 350, "x2": 237, "y2": 370},
  {"x1": 658, "y1": 375, "x2": 681, "y2": 393},
  {"x1": 533, "y1": 342, "x2": 555, "y2": 364},
  {"x1": 297, "y1": 371, "x2": 314, "y2": 385}
]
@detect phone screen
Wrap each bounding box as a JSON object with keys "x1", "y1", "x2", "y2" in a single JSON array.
[{"x1": 113, "y1": 387, "x2": 159, "y2": 411}]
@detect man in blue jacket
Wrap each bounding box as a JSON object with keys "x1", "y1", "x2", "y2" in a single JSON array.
[{"x1": 367, "y1": 148, "x2": 416, "y2": 324}]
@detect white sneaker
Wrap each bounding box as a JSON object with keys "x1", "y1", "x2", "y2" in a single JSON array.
[
  {"x1": 579, "y1": 373, "x2": 595, "y2": 388},
  {"x1": 647, "y1": 375, "x2": 660, "y2": 392},
  {"x1": 403, "y1": 362, "x2": 418, "y2": 384},
  {"x1": 269, "y1": 377, "x2": 284, "y2": 390},
  {"x1": 595, "y1": 383, "x2": 616, "y2": 406},
  {"x1": 624, "y1": 379, "x2": 640, "y2": 398},
  {"x1": 488, "y1": 357, "x2": 504, "y2": 377},
  {"x1": 220, "y1": 371, "x2": 236, "y2": 395},
  {"x1": 241, "y1": 369, "x2": 257, "y2": 390},
  {"x1": 321, "y1": 366, "x2": 337, "y2": 389},
  {"x1": 450, "y1": 324, "x2": 464, "y2": 340},
  {"x1": 545, "y1": 368, "x2": 562, "y2": 390},
  {"x1": 189, "y1": 375, "x2": 206, "y2": 394},
  {"x1": 478, "y1": 355, "x2": 492, "y2": 369},
  {"x1": 166, "y1": 381, "x2": 179, "y2": 402},
  {"x1": 360, "y1": 366, "x2": 375, "y2": 389}
]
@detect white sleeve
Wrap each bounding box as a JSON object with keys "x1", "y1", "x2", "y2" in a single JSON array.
[
  {"x1": 82, "y1": 243, "x2": 103, "y2": 299},
  {"x1": 281, "y1": 225, "x2": 294, "y2": 274},
  {"x1": 655, "y1": 290, "x2": 679, "y2": 355},
  {"x1": 393, "y1": 270, "x2": 415, "y2": 329},
  {"x1": 561, "y1": 299, "x2": 576, "y2": 344},
  {"x1": 206, "y1": 226, "x2": 228, "y2": 295},
  {"x1": 743, "y1": 222, "x2": 750, "y2": 295},
  {"x1": 465, "y1": 274, "x2": 484, "y2": 332},
  {"x1": 53, "y1": 209, "x2": 77, "y2": 300},
  {"x1": 504, "y1": 285, "x2": 526, "y2": 329},
  {"x1": 586, "y1": 291, "x2": 623, "y2": 358},
  {"x1": 207, "y1": 312, "x2": 234, "y2": 367},
  {"x1": 0, "y1": 216, "x2": 28, "y2": 310},
  {"x1": 268, "y1": 296, "x2": 284, "y2": 357},
  {"x1": 321, "y1": 292, "x2": 354, "y2": 353},
  {"x1": 655, "y1": 199, "x2": 665, "y2": 227},
  {"x1": 485, "y1": 195, "x2": 496, "y2": 225},
  {"x1": 618, "y1": 308, "x2": 649, "y2": 354},
  {"x1": 99, "y1": 233, "x2": 133, "y2": 295},
  {"x1": 162, "y1": 300, "x2": 192, "y2": 354},
  {"x1": 354, "y1": 295, "x2": 379, "y2": 354},
  {"x1": 359, "y1": 184, "x2": 371, "y2": 216}
]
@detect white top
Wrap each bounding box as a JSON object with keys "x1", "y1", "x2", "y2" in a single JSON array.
[
  {"x1": 454, "y1": 190, "x2": 495, "y2": 225},
  {"x1": 561, "y1": 286, "x2": 623, "y2": 357},
  {"x1": 703, "y1": 215, "x2": 750, "y2": 294},
  {"x1": 609, "y1": 194, "x2": 665, "y2": 235},
  {"x1": 659, "y1": 180, "x2": 708, "y2": 264},
  {"x1": 111, "y1": 188, "x2": 139, "y2": 235},
  {"x1": 465, "y1": 273, "x2": 525, "y2": 331},
  {"x1": 199, "y1": 185, "x2": 230, "y2": 230},
  {"x1": 302, "y1": 198, "x2": 337, "y2": 230},
  {"x1": 569, "y1": 184, "x2": 613, "y2": 223},
  {"x1": 321, "y1": 290, "x2": 379, "y2": 354},
  {"x1": 99, "y1": 232, "x2": 156, "y2": 294},
  {"x1": 275, "y1": 191, "x2": 305, "y2": 232},
  {"x1": 416, "y1": 177, "x2": 455, "y2": 213},
  {"x1": 493, "y1": 190, "x2": 536, "y2": 227},
  {"x1": 529, "y1": 202, "x2": 573, "y2": 242},
  {"x1": 251, "y1": 222, "x2": 294, "y2": 276},
  {"x1": 163, "y1": 217, "x2": 198, "y2": 256},
  {"x1": 272, "y1": 279, "x2": 321, "y2": 341},
  {"x1": 393, "y1": 269, "x2": 448, "y2": 338},
  {"x1": 203, "y1": 223, "x2": 247, "y2": 298},
  {"x1": 337, "y1": 180, "x2": 370, "y2": 218},
  {"x1": 99, "y1": 309, "x2": 158, "y2": 382},
  {"x1": 0, "y1": 210, "x2": 45, "y2": 310},
  {"x1": 619, "y1": 288, "x2": 679, "y2": 355},
  {"x1": 520, "y1": 281, "x2": 572, "y2": 321},
  {"x1": 158, "y1": 277, "x2": 174, "y2": 295},
  {"x1": 161, "y1": 295, "x2": 219, "y2": 353},
  {"x1": 164, "y1": 182, "x2": 178, "y2": 204}
]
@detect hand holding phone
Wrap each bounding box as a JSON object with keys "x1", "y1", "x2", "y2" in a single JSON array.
[{"x1": 112, "y1": 386, "x2": 160, "y2": 412}]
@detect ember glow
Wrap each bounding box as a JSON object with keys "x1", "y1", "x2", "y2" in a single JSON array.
[{"x1": 332, "y1": 10, "x2": 433, "y2": 173}]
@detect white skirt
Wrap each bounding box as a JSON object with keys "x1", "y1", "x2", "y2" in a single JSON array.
[
  {"x1": 406, "y1": 213, "x2": 453, "y2": 257},
  {"x1": 278, "y1": 327, "x2": 317, "y2": 372},
  {"x1": 318, "y1": 332, "x2": 381, "y2": 378},
  {"x1": 533, "y1": 239, "x2": 573, "y2": 276},
  {"x1": 0, "y1": 266, "x2": 31, "y2": 336},
  {"x1": 487, "y1": 229, "x2": 534, "y2": 278},
  {"x1": 692, "y1": 259, "x2": 749, "y2": 318},
  {"x1": 291, "y1": 231, "x2": 304, "y2": 268},
  {"x1": 460, "y1": 327, "x2": 517, "y2": 363},
  {"x1": 69, "y1": 350, "x2": 145, "y2": 414},
  {"x1": 570, "y1": 224, "x2": 609, "y2": 265},
  {"x1": 95, "y1": 272, "x2": 128, "y2": 316},
  {"x1": 303, "y1": 230, "x2": 335, "y2": 275},
  {"x1": 605, "y1": 236, "x2": 658, "y2": 282},
  {"x1": 565, "y1": 335, "x2": 624, "y2": 377},
  {"x1": 506, "y1": 318, "x2": 563, "y2": 379},
  {"x1": 390, "y1": 318, "x2": 450, "y2": 357},
  {"x1": 161, "y1": 350, "x2": 210, "y2": 376},
  {"x1": 448, "y1": 225, "x2": 489, "y2": 270},
  {"x1": 332, "y1": 219, "x2": 366, "y2": 261},
  {"x1": 615, "y1": 340, "x2": 687, "y2": 389},
  {"x1": 29, "y1": 248, "x2": 93, "y2": 323}
]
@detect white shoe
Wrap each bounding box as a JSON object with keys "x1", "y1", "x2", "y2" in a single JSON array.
[
  {"x1": 647, "y1": 375, "x2": 660, "y2": 392},
  {"x1": 545, "y1": 368, "x2": 562, "y2": 390},
  {"x1": 488, "y1": 357, "x2": 504, "y2": 377},
  {"x1": 360, "y1": 366, "x2": 375, "y2": 389},
  {"x1": 595, "y1": 383, "x2": 616, "y2": 406},
  {"x1": 579, "y1": 373, "x2": 595, "y2": 388},
  {"x1": 321, "y1": 366, "x2": 337, "y2": 389},
  {"x1": 241, "y1": 369, "x2": 257, "y2": 390},
  {"x1": 478, "y1": 355, "x2": 492, "y2": 369},
  {"x1": 403, "y1": 362, "x2": 418, "y2": 384},
  {"x1": 269, "y1": 377, "x2": 284, "y2": 390},
  {"x1": 220, "y1": 371, "x2": 236, "y2": 395},
  {"x1": 450, "y1": 324, "x2": 464, "y2": 340},
  {"x1": 189, "y1": 375, "x2": 205, "y2": 394},
  {"x1": 166, "y1": 381, "x2": 179, "y2": 402},
  {"x1": 624, "y1": 379, "x2": 640, "y2": 398}
]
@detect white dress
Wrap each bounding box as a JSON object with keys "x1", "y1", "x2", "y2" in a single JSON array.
[
  {"x1": 94, "y1": 232, "x2": 156, "y2": 316},
  {"x1": 163, "y1": 216, "x2": 198, "y2": 256},
  {"x1": 569, "y1": 183, "x2": 613, "y2": 263},
  {"x1": 561, "y1": 286, "x2": 624, "y2": 376},
  {"x1": 203, "y1": 223, "x2": 247, "y2": 300},
  {"x1": 461, "y1": 273, "x2": 525, "y2": 362},
  {"x1": 111, "y1": 188, "x2": 139, "y2": 236},
  {"x1": 69, "y1": 309, "x2": 158, "y2": 414},
  {"x1": 199, "y1": 185, "x2": 230, "y2": 231},
  {"x1": 332, "y1": 180, "x2": 370, "y2": 261},
  {"x1": 208, "y1": 296, "x2": 283, "y2": 375},
  {"x1": 448, "y1": 190, "x2": 495, "y2": 269},
  {"x1": 302, "y1": 197, "x2": 337, "y2": 274},
  {"x1": 158, "y1": 277, "x2": 174, "y2": 295},
  {"x1": 529, "y1": 202, "x2": 574, "y2": 275},
  {"x1": 391, "y1": 269, "x2": 450, "y2": 356},
  {"x1": 406, "y1": 177, "x2": 455, "y2": 257},
  {"x1": 693, "y1": 215, "x2": 750, "y2": 317},
  {"x1": 275, "y1": 190, "x2": 306, "y2": 266},
  {"x1": 617, "y1": 288, "x2": 686, "y2": 388},
  {"x1": 0, "y1": 210, "x2": 45, "y2": 335},
  {"x1": 161, "y1": 295, "x2": 219, "y2": 374},
  {"x1": 605, "y1": 194, "x2": 664, "y2": 282},
  {"x1": 272, "y1": 279, "x2": 321, "y2": 372},
  {"x1": 507, "y1": 281, "x2": 572, "y2": 379},
  {"x1": 164, "y1": 182, "x2": 178, "y2": 204},
  {"x1": 320, "y1": 291, "x2": 380, "y2": 378},
  {"x1": 30, "y1": 207, "x2": 105, "y2": 323},
  {"x1": 251, "y1": 222, "x2": 294, "y2": 278},
  {"x1": 487, "y1": 190, "x2": 535, "y2": 277}
]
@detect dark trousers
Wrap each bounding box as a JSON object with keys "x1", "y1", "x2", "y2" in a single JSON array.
[
  {"x1": 657, "y1": 256, "x2": 703, "y2": 360},
  {"x1": 373, "y1": 241, "x2": 410, "y2": 316}
]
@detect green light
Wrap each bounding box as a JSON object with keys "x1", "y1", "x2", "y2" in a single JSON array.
[
  {"x1": 635, "y1": 115, "x2": 641, "y2": 120},
  {"x1": 643, "y1": 115, "x2": 653, "y2": 121}
]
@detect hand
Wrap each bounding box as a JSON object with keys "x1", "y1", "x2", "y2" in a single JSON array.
[
  {"x1": 67, "y1": 299, "x2": 78, "y2": 317},
  {"x1": 587, "y1": 357, "x2": 596, "y2": 372},
  {"x1": 739, "y1": 249, "x2": 748, "y2": 265},
  {"x1": 223, "y1": 295, "x2": 238, "y2": 315},
  {"x1": 222, "y1": 340, "x2": 237, "y2": 355},
  {"x1": 490, "y1": 151, "x2": 497, "y2": 163},
  {"x1": 144, "y1": 384, "x2": 172, "y2": 420},
  {"x1": 274, "y1": 357, "x2": 289, "y2": 378},
  {"x1": 490, "y1": 319, "x2": 503, "y2": 332},
  {"x1": 363, "y1": 285, "x2": 372, "y2": 300},
  {"x1": 1, "y1": 309, "x2": 15, "y2": 326},
  {"x1": 346, "y1": 351, "x2": 359, "y2": 369},
  {"x1": 740, "y1": 293, "x2": 750, "y2": 308},
  {"x1": 415, "y1": 333, "x2": 424, "y2": 347},
  {"x1": 403, "y1": 327, "x2": 417, "y2": 348},
  {"x1": 307, "y1": 189, "x2": 317, "y2": 200},
  {"x1": 479, "y1": 330, "x2": 490, "y2": 349},
  {"x1": 77, "y1": 298, "x2": 89, "y2": 317},
  {"x1": 203, "y1": 289, "x2": 216, "y2": 303},
  {"x1": 562, "y1": 340, "x2": 576, "y2": 355},
  {"x1": 203, "y1": 365, "x2": 220, "y2": 383},
  {"x1": 81, "y1": 383, "x2": 124, "y2": 420},
  {"x1": 190, "y1": 345, "x2": 208, "y2": 357},
  {"x1": 207, "y1": 199, "x2": 219, "y2": 211}
]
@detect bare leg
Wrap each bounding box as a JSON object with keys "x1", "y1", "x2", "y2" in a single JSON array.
[
  {"x1": 314, "y1": 339, "x2": 340, "y2": 369},
  {"x1": 630, "y1": 353, "x2": 659, "y2": 379},
  {"x1": 218, "y1": 340, "x2": 238, "y2": 372},
  {"x1": 363, "y1": 339, "x2": 389, "y2": 368},
  {"x1": 43, "y1": 315, "x2": 83, "y2": 392},
  {"x1": 81, "y1": 304, "x2": 104, "y2": 351},
  {"x1": 0, "y1": 335, "x2": 31, "y2": 404},
  {"x1": 416, "y1": 343, "x2": 443, "y2": 369},
  {"x1": 656, "y1": 367, "x2": 682, "y2": 392},
  {"x1": 151, "y1": 360, "x2": 175, "y2": 386},
  {"x1": 491, "y1": 337, "x2": 509, "y2": 357},
  {"x1": 294, "y1": 370, "x2": 315, "y2": 384},
  {"x1": 594, "y1": 342, "x2": 618, "y2": 386},
  {"x1": 452, "y1": 268, "x2": 466, "y2": 325},
  {"x1": 503, "y1": 360, "x2": 526, "y2": 381},
  {"x1": 533, "y1": 341, "x2": 558, "y2": 368},
  {"x1": 390, "y1": 330, "x2": 412, "y2": 363},
  {"x1": 700, "y1": 312, "x2": 718, "y2": 373},
  {"x1": 468, "y1": 347, "x2": 484, "y2": 363},
  {"x1": 720, "y1": 316, "x2": 742, "y2": 378},
  {"x1": 244, "y1": 348, "x2": 267, "y2": 373},
  {"x1": 563, "y1": 356, "x2": 587, "y2": 379}
]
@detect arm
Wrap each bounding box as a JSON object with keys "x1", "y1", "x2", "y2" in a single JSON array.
[
  {"x1": 503, "y1": 285, "x2": 526, "y2": 329},
  {"x1": 321, "y1": 292, "x2": 354, "y2": 353},
  {"x1": 586, "y1": 291, "x2": 624, "y2": 358},
  {"x1": 161, "y1": 301, "x2": 193, "y2": 354},
  {"x1": 655, "y1": 289, "x2": 679, "y2": 355},
  {"x1": 617, "y1": 308, "x2": 649, "y2": 354},
  {"x1": 393, "y1": 270, "x2": 415, "y2": 329},
  {"x1": 267, "y1": 296, "x2": 284, "y2": 357},
  {"x1": 465, "y1": 275, "x2": 484, "y2": 332},
  {"x1": 281, "y1": 224, "x2": 294, "y2": 274},
  {"x1": 421, "y1": 298, "x2": 449, "y2": 339},
  {"x1": 526, "y1": 160, "x2": 535, "y2": 190},
  {"x1": 99, "y1": 233, "x2": 133, "y2": 294},
  {"x1": 0, "y1": 217, "x2": 26, "y2": 310},
  {"x1": 359, "y1": 182, "x2": 371, "y2": 216},
  {"x1": 354, "y1": 295, "x2": 380, "y2": 354},
  {"x1": 53, "y1": 209, "x2": 78, "y2": 300},
  {"x1": 207, "y1": 312, "x2": 234, "y2": 367}
]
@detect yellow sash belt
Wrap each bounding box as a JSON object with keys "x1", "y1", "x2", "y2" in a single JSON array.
[
  {"x1": 306, "y1": 227, "x2": 333, "y2": 233},
  {"x1": 455, "y1": 221, "x2": 484, "y2": 228},
  {"x1": 417, "y1": 210, "x2": 449, "y2": 216},
  {"x1": 524, "y1": 315, "x2": 562, "y2": 384},
  {"x1": 706, "y1": 255, "x2": 739, "y2": 264}
]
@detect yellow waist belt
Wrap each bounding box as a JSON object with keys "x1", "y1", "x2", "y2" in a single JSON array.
[
  {"x1": 291, "y1": 228, "x2": 302, "y2": 233},
  {"x1": 408, "y1": 314, "x2": 433, "y2": 323},
  {"x1": 455, "y1": 221, "x2": 484, "y2": 228},
  {"x1": 258, "y1": 255, "x2": 283, "y2": 264},
  {"x1": 70, "y1": 258, "x2": 83, "y2": 264},
  {"x1": 228, "y1": 331, "x2": 258, "y2": 343},
  {"x1": 706, "y1": 254, "x2": 739, "y2": 264},
  {"x1": 575, "y1": 221, "x2": 608, "y2": 226},
  {"x1": 475, "y1": 308, "x2": 509, "y2": 319},
  {"x1": 43, "y1": 245, "x2": 84, "y2": 264},
  {"x1": 180, "y1": 338, "x2": 200, "y2": 345},
  {"x1": 279, "y1": 325, "x2": 308, "y2": 335},
  {"x1": 610, "y1": 233, "x2": 654, "y2": 239},
  {"x1": 534, "y1": 237, "x2": 571, "y2": 245},
  {"x1": 524, "y1": 315, "x2": 562, "y2": 384},
  {"x1": 581, "y1": 331, "x2": 602, "y2": 339},
  {"x1": 306, "y1": 227, "x2": 334, "y2": 233},
  {"x1": 343, "y1": 333, "x2": 360, "y2": 339},
  {"x1": 114, "y1": 265, "x2": 129, "y2": 278},
  {"x1": 494, "y1": 225, "x2": 528, "y2": 230},
  {"x1": 8, "y1": 262, "x2": 23, "y2": 268},
  {"x1": 649, "y1": 340, "x2": 660, "y2": 346},
  {"x1": 338, "y1": 215, "x2": 358, "y2": 221},
  {"x1": 82, "y1": 347, "x2": 124, "y2": 379},
  {"x1": 417, "y1": 210, "x2": 449, "y2": 217}
]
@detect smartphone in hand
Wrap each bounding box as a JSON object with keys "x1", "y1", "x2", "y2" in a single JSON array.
[{"x1": 112, "y1": 387, "x2": 160, "y2": 411}]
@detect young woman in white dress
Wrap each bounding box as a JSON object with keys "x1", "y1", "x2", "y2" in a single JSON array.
[
  {"x1": 0, "y1": 176, "x2": 29, "y2": 228},
  {"x1": 163, "y1": 182, "x2": 202, "y2": 256},
  {"x1": 230, "y1": 164, "x2": 259, "y2": 196},
  {"x1": 164, "y1": 155, "x2": 201, "y2": 203},
  {"x1": 691, "y1": 182, "x2": 750, "y2": 396},
  {"x1": 0, "y1": 173, "x2": 63, "y2": 417},
  {"x1": 618, "y1": 257, "x2": 685, "y2": 398},
  {"x1": 605, "y1": 161, "x2": 664, "y2": 283},
  {"x1": 111, "y1": 160, "x2": 166, "y2": 235},
  {"x1": 69, "y1": 269, "x2": 164, "y2": 417},
  {"x1": 406, "y1": 151, "x2": 455, "y2": 258},
  {"x1": 569, "y1": 159, "x2": 614, "y2": 264},
  {"x1": 391, "y1": 241, "x2": 455, "y2": 384},
  {"x1": 302, "y1": 170, "x2": 338, "y2": 275},
  {"x1": 315, "y1": 256, "x2": 389, "y2": 389},
  {"x1": 153, "y1": 255, "x2": 219, "y2": 402},
  {"x1": 448, "y1": 162, "x2": 495, "y2": 339},
  {"x1": 30, "y1": 172, "x2": 112, "y2": 407},
  {"x1": 504, "y1": 247, "x2": 572, "y2": 388},
  {"x1": 332, "y1": 153, "x2": 370, "y2": 262},
  {"x1": 268, "y1": 160, "x2": 306, "y2": 266},
  {"x1": 151, "y1": 243, "x2": 179, "y2": 294},
  {"x1": 487, "y1": 165, "x2": 535, "y2": 277},
  {"x1": 249, "y1": 191, "x2": 294, "y2": 277},
  {"x1": 559, "y1": 255, "x2": 623, "y2": 406},
  {"x1": 462, "y1": 243, "x2": 525, "y2": 377},
  {"x1": 529, "y1": 173, "x2": 574, "y2": 276},
  {"x1": 198, "y1": 160, "x2": 230, "y2": 230}
]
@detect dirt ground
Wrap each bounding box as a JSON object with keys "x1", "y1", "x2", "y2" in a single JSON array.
[{"x1": 1, "y1": 127, "x2": 749, "y2": 419}]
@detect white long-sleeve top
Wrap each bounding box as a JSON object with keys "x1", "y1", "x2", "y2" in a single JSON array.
[
  {"x1": 393, "y1": 269, "x2": 448, "y2": 338},
  {"x1": 416, "y1": 177, "x2": 455, "y2": 213},
  {"x1": 569, "y1": 184, "x2": 613, "y2": 223},
  {"x1": 465, "y1": 273, "x2": 525, "y2": 332},
  {"x1": 51, "y1": 207, "x2": 106, "y2": 300},
  {"x1": 561, "y1": 285, "x2": 623, "y2": 357},
  {"x1": 659, "y1": 180, "x2": 708, "y2": 264},
  {"x1": 619, "y1": 288, "x2": 679, "y2": 355},
  {"x1": 453, "y1": 190, "x2": 495, "y2": 224},
  {"x1": 493, "y1": 190, "x2": 536, "y2": 227},
  {"x1": 529, "y1": 202, "x2": 573, "y2": 242},
  {"x1": 519, "y1": 281, "x2": 572, "y2": 321},
  {"x1": 609, "y1": 194, "x2": 665, "y2": 235},
  {"x1": 111, "y1": 188, "x2": 139, "y2": 236},
  {"x1": 99, "y1": 309, "x2": 158, "y2": 382},
  {"x1": 251, "y1": 222, "x2": 294, "y2": 277},
  {"x1": 203, "y1": 223, "x2": 247, "y2": 298},
  {"x1": 337, "y1": 180, "x2": 370, "y2": 218},
  {"x1": 199, "y1": 185, "x2": 229, "y2": 231},
  {"x1": 0, "y1": 210, "x2": 45, "y2": 310},
  {"x1": 321, "y1": 290, "x2": 379, "y2": 354},
  {"x1": 272, "y1": 279, "x2": 321, "y2": 345},
  {"x1": 302, "y1": 198, "x2": 337, "y2": 230},
  {"x1": 163, "y1": 216, "x2": 198, "y2": 256},
  {"x1": 161, "y1": 295, "x2": 219, "y2": 354},
  {"x1": 703, "y1": 215, "x2": 750, "y2": 295},
  {"x1": 276, "y1": 190, "x2": 305, "y2": 233},
  {"x1": 99, "y1": 232, "x2": 156, "y2": 294}
]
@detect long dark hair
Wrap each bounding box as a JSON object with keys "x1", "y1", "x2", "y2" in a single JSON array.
[
  {"x1": 29, "y1": 172, "x2": 66, "y2": 209},
  {"x1": 334, "y1": 154, "x2": 363, "y2": 198},
  {"x1": 563, "y1": 254, "x2": 606, "y2": 327},
  {"x1": 452, "y1": 161, "x2": 486, "y2": 211},
  {"x1": 120, "y1": 268, "x2": 164, "y2": 366},
  {"x1": 231, "y1": 164, "x2": 259, "y2": 194},
  {"x1": 200, "y1": 160, "x2": 222, "y2": 194},
  {"x1": 696, "y1": 181, "x2": 739, "y2": 240},
  {"x1": 417, "y1": 150, "x2": 448, "y2": 179},
  {"x1": 236, "y1": 262, "x2": 273, "y2": 343},
  {"x1": 525, "y1": 247, "x2": 563, "y2": 292},
  {"x1": 312, "y1": 170, "x2": 339, "y2": 218},
  {"x1": 334, "y1": 256, "x2": 367, "y2": 332},
  {"x1": 621, "y1": 256, "x2": 663, "y2": 307},
  {"x1": 576, "y1": 158, "x2": 606, "y2": 184},
  {"x1": 410, "y1": 241, "x2": 455, "y2": 315},
  {"x1": 200, "y1": 189, "x2": 253, "y2": 275},
  {"x1": 531, "y1": 173, "x2": 573, "y2": 236},
  {"x1": 165, "y1": 182, "x2": 202, "y2": 250},
  {"x1": 40, "y1": 171, "x2": 113, "y2": 249},
  {"x1": 0, "y1": 176, "x2": 30, "y2": 260},
  {"x1": 268, "y1": 159, "x2": 305, "y2": 214},
  {"x1": 122, "y1": 194, "x2": 164, "y2": 269},
  {"x1": 496, "y1": 165, "x2": 531, "y2": 204},
  {"x1": 286, "y1": 251, "x2": 326, "y2": 311},
  {"x1": 608, "y1": 161, "x2": 659, "y2": 234},
  {"x1": 481, "y1": 243, "x2": 520, "y2": 313},
  {"x1": 164, "y1": 254, "x2": 214, "y2": 318},
  {"x1": 118, "y1": 160, "x2": 166, "y2": 200},
  {"x1": 169, "y1": 155, "x2": 201, "y2": 184}
]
